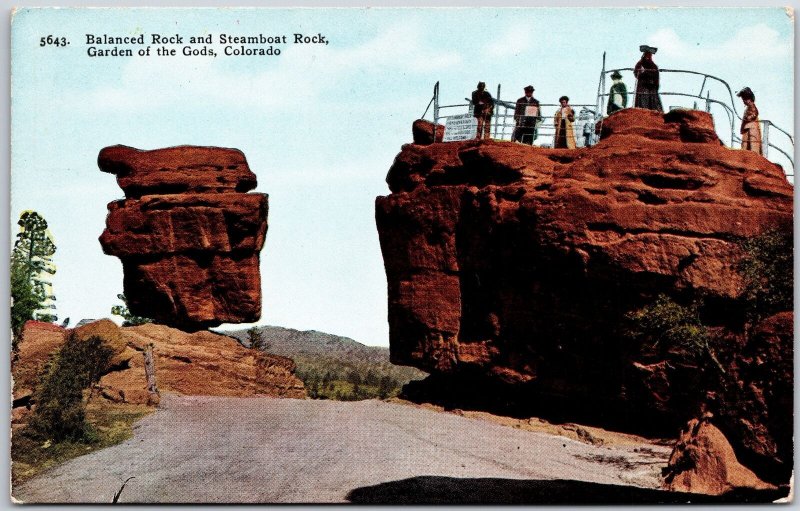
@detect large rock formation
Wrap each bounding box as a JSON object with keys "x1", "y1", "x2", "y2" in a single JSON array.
[
  {"x1": 99, "y1": 145, "x2": 268, "y2": 331},
  {"x1": 12, "y1": 319, "x2": 306, "y2": 424},
  {"x1": 376, "y1": 109, "x2": 792, "y2": 487}
]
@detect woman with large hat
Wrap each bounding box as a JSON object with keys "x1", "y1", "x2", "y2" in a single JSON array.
[
  {"x1": 634, "y1": 45, "x2": 663, "y2": 111},
  {"x1": 553, "y1": 95, "x2": 576, "y2": 149},
  {"x1": 737, "y1": 87, "x2": 763, "y2": 155},
  {"x1": 607, "y1": 70, "x2": 628, "y2": 114}
]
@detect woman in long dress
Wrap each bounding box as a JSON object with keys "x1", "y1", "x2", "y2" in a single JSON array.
[
  {"x1": 737, "y1": 87, "x2": 763, "y2": 155},
  {"x1": 553, "y1": 96, "x2": 576, "y2": 149},
  {"x1": 607, "y1": 70, "x2": 628, "y2": 114},
  {"x1": 634, "y1": 45, "x2": 663, "y2": 111}
]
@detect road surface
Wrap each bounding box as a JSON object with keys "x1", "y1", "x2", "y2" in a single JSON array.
[{"x1": 14, "y1": 395, "x2": 672, "y2": 504}]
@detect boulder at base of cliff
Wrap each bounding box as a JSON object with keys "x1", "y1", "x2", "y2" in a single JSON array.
[{"x1": 663, "y1": 416, "x2": 776, "y2": 496}]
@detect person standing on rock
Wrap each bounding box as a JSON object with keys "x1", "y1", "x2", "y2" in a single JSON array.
[
  {"x1": 553, "y1": 96, "x2": 576, "y2": 149},
  {"x1": 634, "y1": 45, "x2": 663, "y2": 112},
  {"x1": 607, "y1": 70, "x2": 628, "y2": 114},
  {"x1": 513, "y1": 85, "x2": 541, "y2": 145},
  {"x1": 471, "y1": 81, "x2": 494, "y2": 140},
  {"x1": 737, "y1": 87, "x2": 763, "y2": 155}
]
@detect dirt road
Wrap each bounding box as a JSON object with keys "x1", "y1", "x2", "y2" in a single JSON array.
[{"x1": 14, "y1": 395, "x2": 673, "y2": 504}]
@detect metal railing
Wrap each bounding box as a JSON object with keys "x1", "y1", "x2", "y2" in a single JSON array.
[
  {"x1": 596, "y1": 55, "x2": 793, "y2": 177},
  {"x1": 424, "y1": 59, "x2": 794, "y2": 178},
  {"x1": 428, "y1": 83, "x2": 600, "y2": 148}
]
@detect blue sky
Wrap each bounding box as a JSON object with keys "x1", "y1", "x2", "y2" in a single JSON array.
[{"x1": 10, "y1": 7, "x2": 794, "y2": 346}]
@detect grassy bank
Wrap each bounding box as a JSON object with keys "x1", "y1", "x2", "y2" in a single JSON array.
[{"x1": 12, "y1": 401, "x2": 153, "y2": 486}]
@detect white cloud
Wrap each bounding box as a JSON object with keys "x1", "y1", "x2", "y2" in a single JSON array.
[
  {"x1": 484, "y1": 25, "x2": 532, "y2": 58},
  {"x1": 648, "y1": 24, "x2": 791, "y2": 63}
]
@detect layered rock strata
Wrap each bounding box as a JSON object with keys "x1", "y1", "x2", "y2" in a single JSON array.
[
  {"x1": 376, "y1": 109, "x2": 793, "y2": 487},
  {"x1": 99, "y1": 145, "x2": 267, "y2": 331},
  {"x1": 12, "y1": 319, "x2": 306, "y2": 424}
]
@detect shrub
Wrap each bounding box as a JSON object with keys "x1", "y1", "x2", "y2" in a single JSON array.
[
  {"x1": 27, "y1": 334, "x2": 114, "y2": 442},
  {"x1": 624, "y1": 295, "x2": 710, "y2": 357},
  {"x1": 738, "y1": 229, "x2": 793, "y2": 323},
  {"x1": 111, "y1": 293, "x2": 152, "y2": 327}
]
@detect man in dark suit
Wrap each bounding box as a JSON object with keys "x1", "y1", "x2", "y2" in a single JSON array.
[
  {"x1": 471, "y1": 81, "x2": 494, "y2": 140},
  {"x1": 513, "y1": 85, "x2": 541, "y2": 145}
]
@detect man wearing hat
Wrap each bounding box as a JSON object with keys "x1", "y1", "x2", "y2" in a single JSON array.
[
  {"x1": 607, "y1": 70, "x2": 628, "y2": 114},
  {"x1": 471, "y1": 81, "x2": 494, "y2": 140},
  {"x1": 513, "y1": 85, "x2": 541, "y2": 144},
  {"x1": 634, "y1": 45, "x2": 663, "y2": 111},
  {"x1": 737, "y1": 87, "x2": 763, "y2": 155}
]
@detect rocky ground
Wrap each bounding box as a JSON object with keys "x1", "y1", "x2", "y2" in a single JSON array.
[{"x1": 14, "y1": 394, "x2": 685, "y2": 504}]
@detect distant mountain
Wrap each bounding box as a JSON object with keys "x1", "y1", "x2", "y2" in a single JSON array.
[
  {"x1": 221, "y1": 325, "x2": 389, "y2": 363},
  {"x1": 219, "y1": 326, "x2": 427, "y2": 400}
]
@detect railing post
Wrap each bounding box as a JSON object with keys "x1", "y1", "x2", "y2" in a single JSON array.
[
  {"x1": 597, "y1": 52, "x2": 606, "y2": 117},
  {"x1": 432, "y1": 81, "x2": 440, "y2": 143},
  {"x1": 762, "y1": 121, "x2": 770, "y2": 158},
  {"x1": 494, "y1": 83, "x2": 501, "y2": 139}
]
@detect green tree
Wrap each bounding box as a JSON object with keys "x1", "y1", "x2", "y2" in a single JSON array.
[
  {"x1": 27, "y1": 334, "x2": 114, "y2": 442},
  {"x1": 110, "y1": 293, "x2": 152, "y2": 326},
  {"x1": 739, "y1": 229, "x2": 793, "y2": 323},
  {"x1": 363, "y1": 369, "x2": 379, "y2": 387},
  {"x1": 378, "y1": 375, "x2": 398, "y2": 399},
  {"x1": 347, "y1": 370, "x2": 362, "y2": 386},
  {"x1": 11, "y1": 211, "x2": 57, "y2": 338},
  {"x1": 247, "y1": 327, "x2": 271, "y2": 351}
]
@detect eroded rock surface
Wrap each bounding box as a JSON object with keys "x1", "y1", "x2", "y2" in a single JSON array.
[
  {"x1": 376, "y1": 109, "x2": 793, "y2": 487},
  {"x1": 412, "y1": 119, "x2": 444, "y2": 145},
  {"x1": 99, "y1": 145, "x2": 267, "y2": 330},
  {"x1": 663, "y1": 416, "x2": 775, "y2": 495},
  {"x1": 12, "y1": 320, "x2": 306, "y2": 425}
]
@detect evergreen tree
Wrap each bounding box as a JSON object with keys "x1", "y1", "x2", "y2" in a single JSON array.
[
  {"x1": 246, "y1": 327, "x2": 271, "y2": 351},
  {"x1": 111, "y1": 293, "x2": 152, "y2": 326},
  {"x1": 11, "y1": 211, "x2": 57, "y2": 338}
]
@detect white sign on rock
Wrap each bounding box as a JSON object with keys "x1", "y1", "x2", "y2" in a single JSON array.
[{"x1": 442, "y1": 114, "x2": 477, "y2": 142}]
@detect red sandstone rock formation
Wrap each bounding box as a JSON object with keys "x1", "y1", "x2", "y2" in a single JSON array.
[
  {"x1": 412, "y1": 119, "x2": 444, "y2": 145},
  {"x1": 376, "y1": 109, "x2": 793, "y2": 488},
  {"x1": 663, "y1": 416, "x2": 775, "y2": 495},
  {"x1": 98, "y1": 322, "x2": 306, "y2": 404},
  {"x1": 99, "y1": 145, "x2": 267, "y2": 331},
  {"x1": 12, "y1": 320, "x2": 306, "y2": 424}
]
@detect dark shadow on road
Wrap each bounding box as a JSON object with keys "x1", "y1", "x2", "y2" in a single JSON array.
[{"x1": 346, "y1": 476, "x2": 788, "y2": 504}]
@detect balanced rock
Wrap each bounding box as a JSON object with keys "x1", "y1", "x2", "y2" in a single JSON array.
[
  {"x1": 99, "y1": 145, "x2": 268, "y2": 331},
  {"x1": 376, "y1": 108, "x2": 793, "y2": 486}
]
